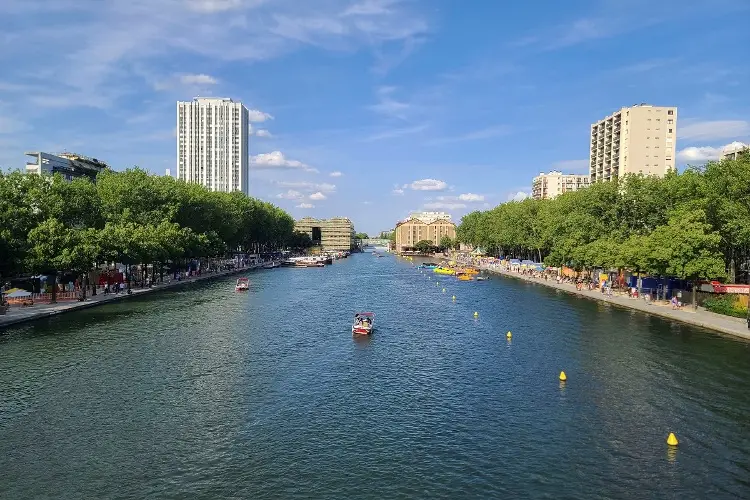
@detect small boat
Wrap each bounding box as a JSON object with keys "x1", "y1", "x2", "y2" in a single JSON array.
[
  {"x1": 235, "y1": 277, "x2": 250, "y2": 291},
  {"x1": 352, "y1": 312, "x2": 375, "y2": 335},
  {"x1": 476, "y1": 276, "x2": 489, "y2": 281}
]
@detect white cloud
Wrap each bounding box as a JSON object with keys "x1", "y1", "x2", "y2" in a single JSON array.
[
  {"x1": 329, "y1": 171, "x2": 343, "y2": 177},
  {"x1": 179, "y1": 73, "x2": 218, "y2": 85},
  {"x1": 509, "y1": 191, "x2": 529, "y2": 202},
  {"x1": 276, "y1": 189, "x2": 303, "y2": 200},
  {"x1": 296, "y1": 202, "x2": 315, "y2": 209},
  {"x1": 424, "y1": 202, "x2": 467, "y2": 210},
  {"x1": 251, "y1": 151, "x2": 317, "y2": 172},
  {"x1": 309, "y1": 191, "x2": 327, "y2": 201},
  {"x1": 551, "y1": 159, "x2": 589, "y2": 173},
  {"x1": 362, "y1": 201, "x2": 373, "y2": 205},
  {"x1": 392, "y1": 188, "x2": 405, "y2": 195},
  {"x1": 248, "y1": 109, "x2": 274, "y2": 122},
  {"x1": 677, "y1": 141, "x2": 748, "y2": 163},
  {"x1": 409, "y1": 178, "x2": 448, "y2": 191},
  {"x1": 458, "y1": 193, "x2": 484, "y2": 202},
  {"x1": 680, "y1": 120, "x2": 750, "y2": 141},
  {"x1": 254, "y1": 129, "x2": 273, "y2": 138},
  {"x1": 428, "y1": 125, "x2": 512, "y2": 145},
  {"x1": 342, "y1": 0, "x2": 399, "y2": 16},
  {"x1": 277, "y1": 181, "x2": 336, "y2": 193}
]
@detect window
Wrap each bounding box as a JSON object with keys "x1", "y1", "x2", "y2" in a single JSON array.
[
  {"x1": 668, "y1": 128, "x2": 673, "y2": 133},
  {"x1": 668, "y1": 119, "x2": 674, "y2": 124},
  {"x1": 668, "y1": 110, "x2": 674, "y2": 115}
]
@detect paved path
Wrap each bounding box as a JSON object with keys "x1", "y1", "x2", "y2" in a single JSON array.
[
  {"x1": 0, "y1": 267, "x2": 257, "y2": 330},
  {"x1": 478, "y1": 264, "x2": 750, "y2": 341}
]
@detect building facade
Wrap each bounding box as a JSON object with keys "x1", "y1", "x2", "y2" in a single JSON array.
[
  {"x1": 177, "y1": 97, "x2": 249, "y2": 195},
  {"x1": 394, "y1": 213, "x2": 456, "y2": 253},
  {"x1": 590, "y1": 104, "x2": 677, "y2": 183},
  {"x1": 25, "y1": 151, "x2": 109, "y2": 182},
  {"x1": 294, "y1": 217, "x2": 355, "y2": 251},
  {"x1": 532, "y1": 171, "x2": 590, "y2": 200},
  {"x1": 721, "y1": 142, "x2": 749, "y2": 161}
]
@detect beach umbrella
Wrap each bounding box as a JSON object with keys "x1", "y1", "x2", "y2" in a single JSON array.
[{"x1": 6, "y1": 290, "x2": 32, "y2": 298}]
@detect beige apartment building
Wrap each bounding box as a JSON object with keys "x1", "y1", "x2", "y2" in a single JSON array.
[
  {"x1": 294, "y1": 217, "x2": 355, "y2": 251},
  {"x1": 590, "y1": 104, "x2": 677, "y2": 182},
  {"x1": 532, "y1": 171, "x2": 590, "y2": 200},
  {"x1": 394, "y1": 212, "x2": 456, "y2": 253}
]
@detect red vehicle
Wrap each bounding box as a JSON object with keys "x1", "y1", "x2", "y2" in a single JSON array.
[{"x1": 352, "y1": 312, "x2": 375, "y2": 335}]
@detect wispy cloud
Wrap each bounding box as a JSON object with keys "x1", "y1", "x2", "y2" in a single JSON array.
[
  {"x1": 277, "y1": 180, "x2": 336, "y2": 193},
  {"x1": 364, "y1": 123, "x2": 428, "y2": 141},
  {"x1": 427, "y1": 125, "x2": 512, "y2": 145},
  {"x1": 248, "y1": 110, "x2": 274, "y2": 122},
  {"x1": 309, "y1": 191, "x2": 327, "y2": 201},
  {"x1": 368, "y1": 86, "x2": 411, "y2": 120},
  {"x1": 680, "y1": 120, "x2": 750, "y2": 141},
  {"x1": 424, "y1": 202, "x2": 466, "y2": 210},
  {"x1": 329, "y1": 171, "x2": 343, "y2": 177},
  {"x1": 254, "y1": 129, "x2": 273, "y2": 138},
  {"x1": 296, "y1": 202, "x2": 315, "y2": 209}
]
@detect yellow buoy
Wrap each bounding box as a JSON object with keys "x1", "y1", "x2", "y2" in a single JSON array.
[
  {"x1": 506, "y1": 331, "x2": 512, "y2": 339},
  {"x1": 559, "y1": 371, "x2": 567, "y2": 382},
  {"x1": 474, "y1": 311, "x2": 479, "y2": 317},
  {"x1": 666, "y1": 433, "x2": 679, "y2": 446},
  {"x1": 442, "y1": 288, "x2": 446, "y2": 293},
  {"x1": 452, "y1": 295, "x2": 456, "y2": 301}
]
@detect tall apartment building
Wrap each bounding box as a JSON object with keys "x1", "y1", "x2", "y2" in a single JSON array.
[
  {"x1": 590, "y1": 104, "x2": 677, "y2": 182},
  {"x1": 394, "y1": 213, "x2": 456, "y2": 253},
  {"x1": 25, "y1": 151, "x2": 109, "y2": 182},
  {"x1": 532, "y1": 171, "x2": 590, "y2": 200},
  {"x1": 177, "y1": 97, "x2": 249, "y2": 195},
  {"x1": 294, "y1": 217, "x2": 356, "y2": 251}
]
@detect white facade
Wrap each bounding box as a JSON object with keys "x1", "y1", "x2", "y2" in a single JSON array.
[
  {"x1": 532, "y1": 171, "x2": 589, "y2": 200},
  {"x1": 25, "y1": 151, "x2": 109, "y2": 182},
  {"x1": 177, "y1": 97, "x2": 249, "y2": 195},
  {"x1": 408, "y1": 211, "x2": 452, "y2": 224},
  {"x1": 721, "y1": 142, "x2": 749, "y2": 161}
]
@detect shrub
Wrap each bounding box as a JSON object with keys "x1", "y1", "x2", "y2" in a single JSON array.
[{"x1": 703, "y1": 294, "x2": 748, "y2": 318}]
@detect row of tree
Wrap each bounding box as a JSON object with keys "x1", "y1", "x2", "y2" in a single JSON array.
[
  {"x1": 457, "y1": 154, "x2": 750, "y2": 285},
  {"x1": 0, "y1": 168, "x2": 311, "y2": 298}
]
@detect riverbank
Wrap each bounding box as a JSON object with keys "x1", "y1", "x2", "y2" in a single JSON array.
[
  {"x1": 475, "y1": 263, "x2": 750, "y2": 341},
  {"x1": 0, "y1": 266, "x2": 257, "y2": 330}
]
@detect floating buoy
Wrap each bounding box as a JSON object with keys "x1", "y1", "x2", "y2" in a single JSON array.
[
  {"x1": 442, "y1": 288, "x2": 446, "y2": 293},
  {"x1": 559, "y1": 371, "x2": 567, "y2": 382},
  {"x1": 474, "y1": 311, "x2": 479, "y2": 318},
  {"x1": 452, "y1": 295, "x2": 456, "y2": 301},
  {"x1": 666, "y1": 433, "x2": 679, "y2": 446},
  {"x1": 506, "y1": 331, "x2": 512, "y2": 339}
]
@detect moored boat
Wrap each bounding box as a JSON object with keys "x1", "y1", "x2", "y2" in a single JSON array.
[
  {"x1": 352, "y1": 312, "x2": 375, "y2": 335},
  {"x1": 235, "y1": 277, "x2": 250, "y2": 291}
]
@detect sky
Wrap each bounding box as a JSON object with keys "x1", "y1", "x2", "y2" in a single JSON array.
[{"x1": 1, "y1": 0, "x2": 749, "y2": 235}]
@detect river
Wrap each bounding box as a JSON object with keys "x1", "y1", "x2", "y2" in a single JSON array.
[{"x1": 1, "y1": 252, "x2": 749, "y2": 499}]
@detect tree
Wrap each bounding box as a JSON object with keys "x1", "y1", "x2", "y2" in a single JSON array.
[
  {"x1": 414, "y1": 239, "x2": 436, "y2": 254},
  {"x1": 439, "y1": 235, "x2": 455, "y2": 251},
  {"x1": 644, "y1": 209, "x2": 725, "y2": 308},
  {"x1": 355, "y1": 232, "x2": 369, "y2": 240}
]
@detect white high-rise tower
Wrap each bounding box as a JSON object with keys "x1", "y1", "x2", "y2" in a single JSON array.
[{"x1": 177, "y1": 97, "x2": 249, "y2": 194}]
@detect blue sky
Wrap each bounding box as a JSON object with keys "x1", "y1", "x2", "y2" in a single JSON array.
[{"x1": 1, "y1": 0, "x2": 749, "y2": 234}]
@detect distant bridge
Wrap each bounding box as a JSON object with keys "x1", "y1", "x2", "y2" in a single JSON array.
[{"x1": 362, "y1": 238, "x2": 389, "y2": 247}]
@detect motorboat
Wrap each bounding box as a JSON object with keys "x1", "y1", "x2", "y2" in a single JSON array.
[
  {"x1": 235, "y1": 278, "x2": 250, "y2": 291},
  {"x1": 476, "y1": 276, "x2": 489, "y2": 281},
  {"x1": 433, "y1": 267, "x2": 455, "y2": 275},
  {"x1": 417, "y1": 263, "x2": 439, "y2": 269},
  {"x1": 352, "y1": 312, "x2": 375, "y2": 335}
]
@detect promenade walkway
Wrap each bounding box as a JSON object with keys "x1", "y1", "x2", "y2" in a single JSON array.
[
  {"x1": 480, "y1": 265, "x2": 750, "y2": 341},
  {"x1": 0, "y1": 266, "x2": 254, "y2": 330}
]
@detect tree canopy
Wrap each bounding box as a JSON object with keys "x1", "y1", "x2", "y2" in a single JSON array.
[
  {"x1": 457, "y1": 153, "x2": 750, "y2": 283},
  {"x1": 0, "y1": 168, "x2": 298, "y2": 280}
]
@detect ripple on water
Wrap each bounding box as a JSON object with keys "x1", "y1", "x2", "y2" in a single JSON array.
[{"x1": 1, "y1": 255, "x2": 750, "y2": 499}]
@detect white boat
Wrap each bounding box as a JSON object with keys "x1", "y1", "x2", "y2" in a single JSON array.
[
  {"x1": 235, "y1": 277, "x2": 250, "y2": 291},
  {"x1": 352, "y1": 312, "x2": 375, "y2": 335}
]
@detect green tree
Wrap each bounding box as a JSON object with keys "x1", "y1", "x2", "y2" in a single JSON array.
[
  {"x1": 439, "y1": 235, "x2": 455, "y2": 251},
  {"x1": 355, "y1": 232, "x2": 369, "y2": 240},
  {"x1": 414, "y1": 239, "x2": 436, "y2": 254}
]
